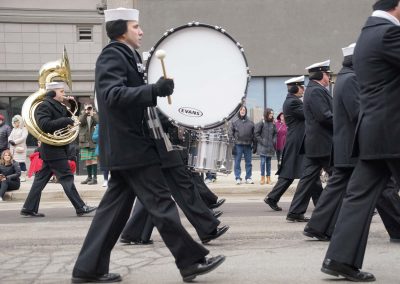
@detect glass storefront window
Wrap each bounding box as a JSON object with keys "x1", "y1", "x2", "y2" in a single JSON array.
[
  {"x1": 245, "y1": 77, "x2": 264, "y2": 123},
  {"x1": 266, "y1": 77, "x2": 292, "y2": 115}
]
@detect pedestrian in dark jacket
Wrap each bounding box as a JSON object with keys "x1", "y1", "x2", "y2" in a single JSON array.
[
  {"x1": 72, "y1": 8, "x2": 224, "y2": 284},
  {"x1": 286, "y1": 60, "x2": 333, "y2": 222},
  {"x1": 230, "y1": 105, "x2": 255, "y2": 184},
  {"x1": 254, "y1": 108, "x2": 276, "y2": 185},
  {"x1": 0, "y1": 149, "x2": 20, "y2": 201},
  {"x1": 275, "y1": 112, "x2": 287, "y2": 167},
  {"x1": 323, "y1": 2, "x2": 400, "y2": 281},
  {"x1": 264, "y1": 76, "x2": 306, "y2": 211},
  {"x1": 79, "y1": 104, "x2": 98, "y2": 185},
  {"x1": 0, "y1": 114, "x2": 11, "y2": 154}
]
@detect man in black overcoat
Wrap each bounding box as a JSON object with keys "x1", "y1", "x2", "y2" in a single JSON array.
[
  {"x1": 304, "y1": 43, "x2": 400, "y2": 242},
  {"x1": 286, "y1": 60, "x2": 333, "y2": 222},
  {"x1": 72, "y1": 8, "x2": 224, "y2": 283},
  {"x1": 264, "y1": 76, "x2": 307, "y2": 211},
  {"x1": 21, "y1": 82, "x2": 96, "y2": 217},
  {"x1": 322, "y1": 1, "x2": 400, "y2": 281}
]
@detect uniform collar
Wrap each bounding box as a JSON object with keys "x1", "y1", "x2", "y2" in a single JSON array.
[{"x1": 372, "y1": 10, "x2": 400, "y2": 26}]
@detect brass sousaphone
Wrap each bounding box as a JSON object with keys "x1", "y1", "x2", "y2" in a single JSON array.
[{"x1": 22, "y1": 47, "x2": 79, "y2": 146}]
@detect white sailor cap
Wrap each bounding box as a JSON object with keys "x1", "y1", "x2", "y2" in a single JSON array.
[
  {"x1": 342, "y1": 43, "x2": 356, "y2": 57},
  {"x1": 45, "y1": 81, "x2": 66, "y2": 90},
  {"x1": 285, "y1": 75, "x2": 305, "y2": 86},
  {"x1": 305, "y1": 60, "x2": 331, "y2": 73},
  {"x1": 104, "y1": 8, "x2": 139, "y2": 23}
]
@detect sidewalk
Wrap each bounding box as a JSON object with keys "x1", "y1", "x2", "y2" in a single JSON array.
[
  {"x1": 2, "y1": 157, "x2": 302, "y2": 201},
  {"x1": 3, "y1": 170, "x2": 299, "y2": 202}
]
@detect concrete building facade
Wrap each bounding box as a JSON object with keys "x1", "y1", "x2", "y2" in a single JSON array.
[{"x1": 0, "y1": 0, "x2": 376, "y2": 145}]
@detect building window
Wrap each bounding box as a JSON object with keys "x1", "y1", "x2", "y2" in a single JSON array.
[{"x1": 77, "y1": 26, "x2": 93, "y2": 41}]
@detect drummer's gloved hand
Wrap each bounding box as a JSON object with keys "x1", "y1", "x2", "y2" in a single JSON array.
[{"x1": 154, "y1": 77, "x2": 174, "y2": 97}]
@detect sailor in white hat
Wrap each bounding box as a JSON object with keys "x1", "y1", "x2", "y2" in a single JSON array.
[
  {"x1": 284, "y1": 75, "x2": 305, "y2": 96},
  {"x1": 72, "y1": 6, "x2": 225, "y2": 284},
  {"x1": 21, "y1": 76, "x2": 97, "y2": 219},
  {"x1": 286, "y1": 59, "x2": 334, "y2": 223},
  {"x1": 264, "y1": 75, "x2": 306, "y2": 211},
  {"x1": 45, "y1": 81, "x2": 66, "y2": 90}
]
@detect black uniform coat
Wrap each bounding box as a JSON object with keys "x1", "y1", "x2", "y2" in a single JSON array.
[
  {"x1": 353, "y1": 16, "x2": 400, "y2": 159},
  {"x1": 35, "y1": 96, "x2": 74, "y2": 161},
  {"x1": 302, "y1": 80, "x2": 333, "y2": 158},
  {"x1": 277, "y1": 93, "x2": 305, "y2": 179},
  {"x1": 95, "y1": 41, "x2": 159, "y2": 170},
  {"x1": 333, "y1": 65, "x2": 359, "y2": 167}
]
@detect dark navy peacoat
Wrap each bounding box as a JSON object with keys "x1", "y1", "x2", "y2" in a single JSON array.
[
  {"x1": 353, "y1": 16, "x2": 400, "y2": 159},
  {"x1": 35, "y1": 96, "x2": 75, "y2": 161},
  {"x1": 276, "y1": 93, "x2": 305, "y2": 179},
  {"x1": 332, "y1": 65, "x2": 359, "y2": 167},
  {"x1": 302, "y1": 80, "x2": 333, "y2": 158},
  {"x1": 95, "y1": 41, "x2": 160, "y2": 170}
]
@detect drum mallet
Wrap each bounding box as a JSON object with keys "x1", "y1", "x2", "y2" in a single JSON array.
[{"x1": 155, "y1": 49, "x2": 172, "y2": 105}]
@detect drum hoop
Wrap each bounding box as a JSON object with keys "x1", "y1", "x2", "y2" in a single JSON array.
[{"x1": 144, "y1": 22, "x2": 251, "y2": 130}]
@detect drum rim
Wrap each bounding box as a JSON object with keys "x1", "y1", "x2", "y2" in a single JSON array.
[{"x1": 144, "y1": 21, "x2": 251, "y2": 130}]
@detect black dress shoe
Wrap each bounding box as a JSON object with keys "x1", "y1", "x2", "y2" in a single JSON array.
[
  {"x1": 209, "y1": 198, "x2": 226, "y2": 209},
  {"x1": 264, "y1": 197, "x2": 282, "y2": 211},
  {"x1": 303, "y1": 225, "x2": 330, "y2": 241},
  {"x1": 201, "y1": 225, "x2": 229, "y2": 244},
  {"x1": 180, "y1": 255, "x2": 225, "y2": 282},
  {"x1": 321, "y1": 258, "x2": 375, "y2": 282},
  {"x1": 71, "y1": 272, "x2": 122, "y2": 283},
  {"x1": 20, "y1": 210, "x2": 45, "y2": 217},
  {"x1": 76, "y1": 205, "x2": 97, "y2": 216},
  {"x1": 120, "y1": 238, "x2": 154, "y2": 245},
  {"x1": 286, "y1": 213, "x2": 310, "y2": 222},
  {"x1": 213, "y1": 210, "x2": 223, "y2": 218}
]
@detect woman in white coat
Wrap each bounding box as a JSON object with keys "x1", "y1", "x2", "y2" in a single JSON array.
[{"x1": 8, "y1": 115, "x2": 28, "y2": 181}]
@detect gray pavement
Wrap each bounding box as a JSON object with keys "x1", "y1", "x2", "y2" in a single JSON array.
[
  {"x1": 0, "y1": 160, "x2": 398, "y2": 283},
  {"x1": 0, "y1": 196, "x2": 398, "y2": 284}
]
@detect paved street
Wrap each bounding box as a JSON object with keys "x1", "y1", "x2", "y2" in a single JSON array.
[{"x1": 0, "y1": 194, "x2": 398, "y2": 284}]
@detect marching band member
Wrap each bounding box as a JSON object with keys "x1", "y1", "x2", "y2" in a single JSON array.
[
  {"x1": 264, "y1": 76, "x2": 306, "y2": 211},
  {"x1": 20, "y1": 82, "x2": 96, "y2": 217},
  {"x1": 72, "y1": 8, "x2": 225, "y2": 283}
]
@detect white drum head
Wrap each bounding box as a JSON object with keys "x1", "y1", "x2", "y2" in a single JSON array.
[{"x1": 146, "y1": 23, "x2": 249, "y2": 129}]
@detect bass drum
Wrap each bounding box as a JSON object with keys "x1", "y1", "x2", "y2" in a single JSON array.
[{"x1": 145, "y1": 22, "x2": 250, "y2": 130}]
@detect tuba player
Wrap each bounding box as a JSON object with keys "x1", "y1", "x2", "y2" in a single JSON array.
[{"x1": 20, "y1": 82, "x2": 97, "y2": 217}]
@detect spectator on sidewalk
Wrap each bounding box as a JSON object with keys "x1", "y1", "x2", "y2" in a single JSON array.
[
  {"x1": 92, "y1": 124, "x2": 109, "y2": 187},
  {"x1": 79, "y1": 104, "x2": 98, "y2": 185},
  {"x1": 275, "y1": 112, "x2": 287, "y2": 167},
  {"x1": 8, "y1": 115, "x2": 28, "y2": 182},
  {"x1": 205, "y1": 171, "x2": 217, "y2": 184},
  {"x1": 0, "y1": 114, "x2": 11, "y2": 154},
  {"x1": 254, "y1": 108, "x2": 277, "y2": 185},
  {"x1": 0, "y1": 149, "x2": 20, "y2": 201},
  {"x1": 230, "y1": 105, "x2": 255, "y2": 185}
]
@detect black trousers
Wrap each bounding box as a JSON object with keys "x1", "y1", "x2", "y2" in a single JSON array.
[
  {"x1": 0, "y1": 179, "x2": 20, "y2": 198},
  {"x1": 191, "y1": 171, "x2": 218, "y2": 207},
  {"x1": 73, "y1": 165, "x2": 208, "y2": 277},
  {"x1": 267, "y1": 177, "x2": 294, "y2": 203},
  {"x1": 121, "y1": 165, "x2": 220, "y2": 241},
  {"x1": 121, "y1": 199, "x2": 154, "y2": 242},
  {"x1": 288, "y1": 157, "x2": 331, "y2": 215},
  {"x1": 326, "y1": 159, "x2": 400, "y2": 269},
  {"x1": 22, "y1": 159, "x2": 85, "y2": 212}
]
